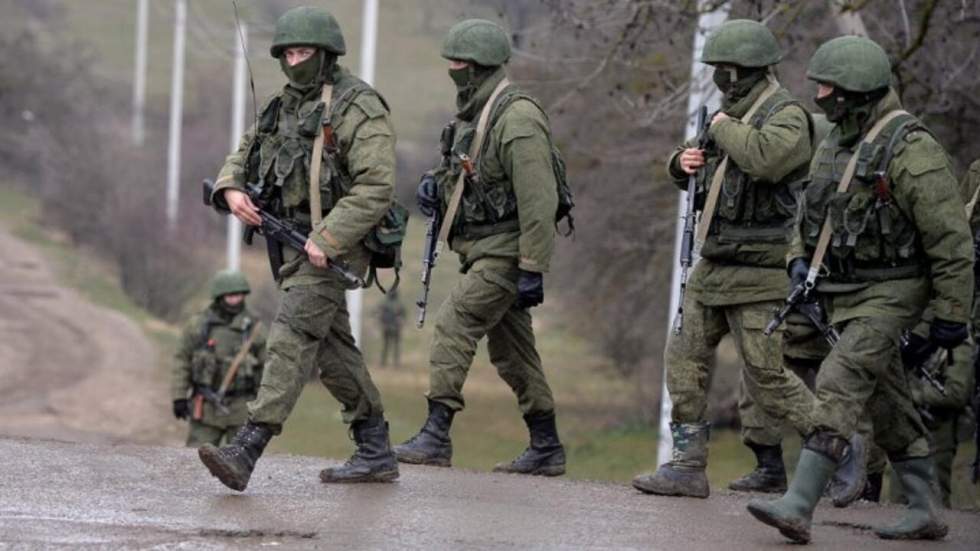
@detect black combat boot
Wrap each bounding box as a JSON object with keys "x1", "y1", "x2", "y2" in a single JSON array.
[
  {"x1": 494, "y1": 411, "x2": 566, "y2": 476},
  {"x1": 874, "y1": 457, "x2": 948, "y2": 540},
  {"x1": 393, "y1": 399, "x2": 454, "y2": 466},
  {"x1": 728, "y1": 442, "x2": 787, "y2": 493},
  {"x1": 198, "y1": 422, "x2": 274, "y2": 492},
  {"x1": 861, "y1": 471, "x2": 883, "y2": 502},
  {"x1": 320, "y1": 416, "x2": 399, "y2": 483},
  {"x1": 827, "y1": 432, "x2": 867, "y2": 507},
  {"x1": 632, "y1": 422, "x2": 710, "y2": 498}
]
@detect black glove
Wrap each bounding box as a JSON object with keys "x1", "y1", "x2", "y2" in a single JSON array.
[
  {"x1": 515, "y1": 270, "x2": 544, "y2": 309},
  {"x1": 416, "y1": 172, "x2": 439, "y2": 217},
  {"x1": 900, "y1": 331, "x2": 933, "y2": 369},
  {"x1": 929, "y1": 318, "x2": 968, "y2": 350},
  {"x1": 172, "y1": 399, "x2": 190, "y2": 420},
  {"x1": 788, "y1": 257, "x2": 809, "y2": 292}
]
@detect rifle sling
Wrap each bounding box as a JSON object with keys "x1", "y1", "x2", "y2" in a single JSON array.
[
  {"x1": 696, "y1": 77, "x2": 781, "y2": 244},
  {"x1": 217, "y1": 322, "x2": 263, "y2": 397},
  {"x1": 309, "y1": 83, "x2": 333, "y2": 228},
  {"x1": 436, "y1": 77, "x2": 511, "y2": 254},
  {"x1": 805, "y1": 110, "x2": 909, "y2": 287}
]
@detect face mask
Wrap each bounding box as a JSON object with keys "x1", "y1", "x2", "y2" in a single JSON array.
[
  {"x1": 280, "y1": 51, "x2": 323, "y2": 88},
  {"x1": 713, "y1": 67, "x2": 736, "y2": 93},
  {"x1": 814, "y1": 90, "x2": 848, "y2": 123}
]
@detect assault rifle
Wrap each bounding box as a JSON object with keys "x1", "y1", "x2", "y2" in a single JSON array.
[
  {"x1": 898, "y1": 330, "x2": 948, "y2": 396},
  {"x1": 416, "y1": 199, "x2": 441, "y2": 328},
  {"x1": 202, "y1": 179, "x2": 364, "y2": 287},
  {"x1": 674, "y1": 105, "x2": 710, "y2": 335},
  {"x1": 764, "y1": 281, "x2": 840, "y2": 345}
]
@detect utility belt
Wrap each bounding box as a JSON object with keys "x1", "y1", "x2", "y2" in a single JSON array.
[
  {"x1": 193, "y1": 385, "x2": 257, "y2": 399},
  {"x1": 283, "y1": 202, "x2": 331, "y2": 227},
  {"x1": 455, "y1": 218, "x2": 520, "y2": 241},
  {"x1": 822, "y1": 257, "x2": 925, "y2": 283},
  {"x1": 711, "y1": 219, "x2": 792, "y2": 244}
]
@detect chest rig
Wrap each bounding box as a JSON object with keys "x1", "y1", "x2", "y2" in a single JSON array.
[
  {"x1": 193, "y1": 312, "x2": 259, "y2": 395},
  {"x1": 700, "y1": 88, "x2": 810, "y2": 246},
  {"x1": 801, "y1": 113, "x2": 925, "y2": 282},
  {"x1": 437, "y1": 87, "x2": 570, "y2": 241},
  {"x1": 245, "y1": 71, "x2": 388, "y2": 225}
]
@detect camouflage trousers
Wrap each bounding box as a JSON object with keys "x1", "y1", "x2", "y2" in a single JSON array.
[
  {"x1": 186, "y1": 420, "x2": 243, "y2": 447},
  {"x1": 887, "y1": 412, "x2": 963, "y2": 507},
  {"x1": 666, "y1": 296, "x2": 814, "y2": 436},
  {"x1": 248, "y1": 281, "x2": 384, "y2": 430},
  {"x1": 428, "y1": 258, "x2": 555, "y2": 414},
  {"x1": 810, "y1": 316, "x2": 929, "y2": 459},
  {"x1": 740, "y1": 311, "x2": 880, "y2": 458}
]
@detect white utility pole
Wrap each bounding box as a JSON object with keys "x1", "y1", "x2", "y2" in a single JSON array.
[
  {"x1": 165, "y1": 0, "x2": 188, "y2": 230},
  {"x1": 657, "y1": 2, "x2": 730, "y2": 467},
  {"x1": 226, "y1": 23, "x2": 248, "y2": 270},
  {"x1": 349, "y1": 0, "x2": 379, "y2": 345},
  {"x1": 131, "y1": 0, "x2": 149, "y2": 146}
]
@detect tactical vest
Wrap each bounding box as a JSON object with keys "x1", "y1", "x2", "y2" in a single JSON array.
[
  {"x1": 191, "y1": 311, "x2": 260, "y2": 396},
  {"x1": 438, "y1": 86, "x2": 573, "y2": 241},
  {"x1": 801, "y1": 112, "x2": 926, "y2": 283},
  {"x1": 700, "y1": 89, "x2": 811, "y2": 258},
  {"x1": 247, "y1": 69, "x2": 389, "y2": 222}
]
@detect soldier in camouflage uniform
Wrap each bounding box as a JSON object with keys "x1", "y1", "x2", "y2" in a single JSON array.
[
  {"x1": 633, "y1": 20, "x2": 866, "y2": 500},
  {"x1": 748, "y1": 36, "x2": 972, "y2": 543},
  {"x1": 393, "y1": 19, "x2": 566, "y2": 476},
  {"x1": 877, "y1": 160, "x2": 980, "y2": 507},
  {"x1": 172, "y1": 271, "x2": 265, "y2": 447},
  {"x1": 198, "y1": 6, "x2": 398, "y2": 491},
  {"x1": 377, "y1": 289, "x2": 405, "y2": 367}
]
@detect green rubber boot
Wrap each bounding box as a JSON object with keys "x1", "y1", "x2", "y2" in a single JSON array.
[
  {"x1": 632, "y1": 422, "x2": 710, "y2": 498},
  {"x1": 746, "y1": 449, "x2": 836, "y2": 544},
  {"x1": 874, "y1": 457, "x2": 948, "y2": 540}
]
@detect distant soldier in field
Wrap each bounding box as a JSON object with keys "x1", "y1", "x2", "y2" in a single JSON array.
[
  {"x1": 199, "y1": 5, "x2": 399, "y2": 490},
  {"x1": 172, "y1": 271, "x2": 265, "y2": 447},
  {"x1": 394, "y1": 19, "x2": 570, "y2": 476},
  {"x1": 632, "y1": 20, "x2": 869, "y2": 500},
  {"x1": 748, "y1": 36, "x2": 972, "y2": 543},
  {"x1": 377, "y1": 289, "x2": 405, "y2": 367}
]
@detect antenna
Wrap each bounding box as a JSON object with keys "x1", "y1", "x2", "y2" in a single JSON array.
[{"x1": 232, "y1": 0, "x2": 258, "y2": 125}]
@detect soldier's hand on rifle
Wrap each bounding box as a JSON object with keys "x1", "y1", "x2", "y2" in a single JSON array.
[
  {"x1": 679, "y1": 148, "x2": 705, "y2": 175},
  {"x1": 224, "y1": 189, "x2": 262, "y2": 227},
  {"x1": 304, "y1": 238, "x2": 329, "y2": 269},
  {"x1": 788, "y1": 258, "x2": 809, "y2": 291},
  {"x1": 929, "y1": 318, "x2": 968, "y2": 350},
  {"x1": 515, "y1": 270, "x2": 544, "y2": 309},
  {"x1": 172, "y1": 399, "x2": 189, "y2": 420},
  {"x1": 711, "y1": 112, "x2": 730, "y2": 126},
  {"x1": 417, "y1": 172, "x2": 439, "y2": 217}
]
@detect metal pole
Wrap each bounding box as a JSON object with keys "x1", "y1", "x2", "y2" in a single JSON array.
[
  {"x1": 348, "y1": 0, "x2": 379, "y2": 346},
  {"x1": 657, "y1": 2, "x2": 729, "y2": 467},
  {"x1": 165, "y1": 0, "x2": 187, "y2": 231},
  {"x1": 131, "y1": 0, "x2": 148, "y2": 146},
  {"x1": 226, "y1": 22, "x2": 248, "y2": 270}
]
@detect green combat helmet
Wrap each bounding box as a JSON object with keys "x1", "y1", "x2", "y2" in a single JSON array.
[
  {"x1": 441, "y1": 19, "x2": 511, "y2": 67},
  {"x1": 210, "y1": 270, "x2": 251, "y2": 299},
  {"x1": 701, "y1": 19, "x2": 782, "y2": 67},
  {"x1": 807, "y1": 36, "x2": 891, "y2": 93},
  {"x1": 270, "y1": 6, "x2": 346, "y2": 58}
]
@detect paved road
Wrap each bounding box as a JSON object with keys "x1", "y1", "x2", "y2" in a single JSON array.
[{"x1": 1, "y1": 437, "x2": 977, "y2": 550}]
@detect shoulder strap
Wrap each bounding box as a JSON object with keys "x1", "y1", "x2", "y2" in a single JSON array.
[
  {"x1": 804, "y1": 109, "x2": 910, "y2": 287},
  {"x1": 696, "y1": 77, "x2": 781, "y2": 244},
  {"x1": 436, "y1": 77, "x2": 511, "y2": 252},
  {"x1": 308, "y1": 83, "x2": 333, "y2": 227}
]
